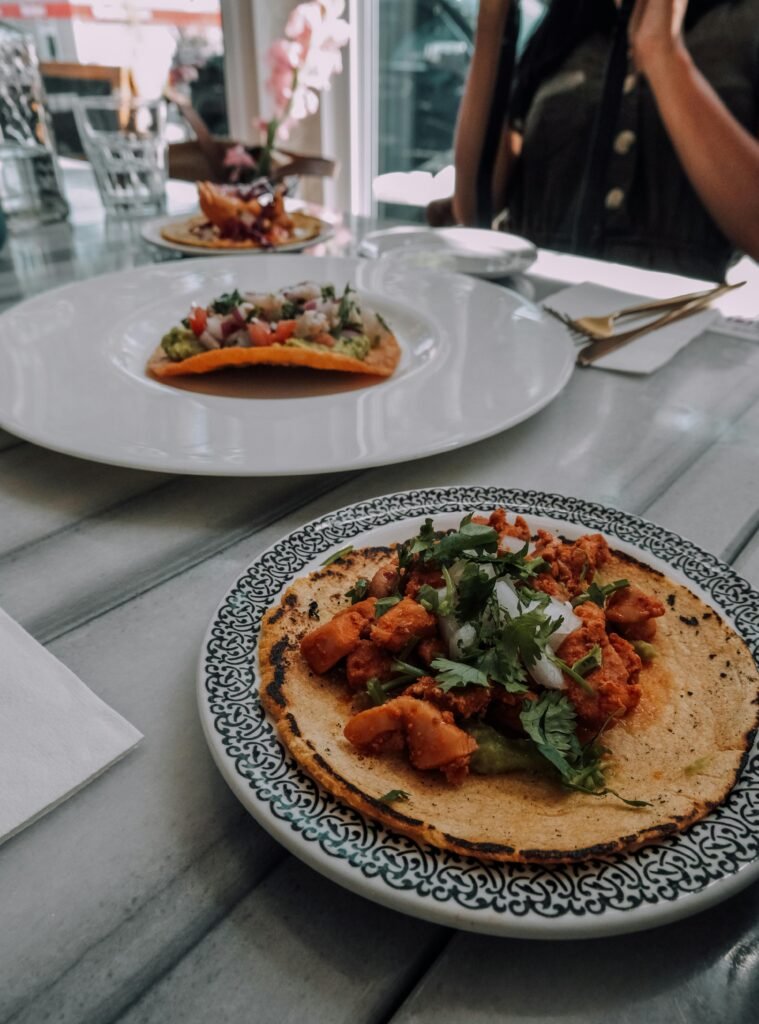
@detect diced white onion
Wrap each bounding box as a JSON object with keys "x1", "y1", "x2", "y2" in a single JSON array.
[
  {"x1": 528, "y1": 653, "x2": 566, "y2": 690},
  {"x1": 494, "y1": 579, "x2": 521, "y2": 618},
  {"x1": 206, "y1": 315, "x2": 224, "y2": 341},
  {"x1": 544, "y1": 598, "x2": 582, "y2": 652},
  {"x1": 451, "y1": 623, "x2": 476, "y2": 657},
  {"x1": 499, "y1": 534, "x2": 525, "y2": 554}
]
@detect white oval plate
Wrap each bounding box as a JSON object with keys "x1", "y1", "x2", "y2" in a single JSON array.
[
  {"x1": 140, "y1": 210, "x2": 335, "y2": 256},
  {"x1": 359, "y1": 226, "x2": 538, "y2": 278},
  {"x1": 197, "y1": 486, "x2": 759, "y2": 939},
  {"x1": 0, "y1": 256, "x2": 572, "y2": 476}
]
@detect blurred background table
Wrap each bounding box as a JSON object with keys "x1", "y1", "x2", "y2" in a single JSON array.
[{"x1": 1, "y1": 161, "x2": 758, "y2": 1024}]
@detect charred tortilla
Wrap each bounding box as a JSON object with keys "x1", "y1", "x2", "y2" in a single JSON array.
[
  {"x1": 160, "y1": 210, "x2": 326, "y2": 250},
  {"x1": 147, "y1": 330, "x2": 400, "y2": 379},
  {"x1": 259, "y1": 544, "x2": 759, "y2": 864}
]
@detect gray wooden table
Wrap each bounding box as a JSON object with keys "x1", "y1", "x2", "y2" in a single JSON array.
[{"x1": 1, "y1": 164, "x2": 758, "y2": 1024}]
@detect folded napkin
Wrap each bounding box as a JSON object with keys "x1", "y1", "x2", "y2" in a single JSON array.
[
  {"x1": 543, "y1": 282, "x2": 720, "y2": 373},
  {"x1": 0, "y1": 607, "x2": 142, "y2": 845}
]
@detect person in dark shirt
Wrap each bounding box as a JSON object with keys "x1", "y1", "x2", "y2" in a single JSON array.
[{"x1": 449, "y1": 0, "x2": 759, "y2": 279}]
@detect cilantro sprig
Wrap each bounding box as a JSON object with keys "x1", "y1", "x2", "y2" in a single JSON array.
[
  {"x1": 210, "y1": 289, "x2": 243, "y2": 314},
  {"x1": 379, "y1": 789, "x2": 410, "y2": 804},
  {"x1": 430, "y1": 657, "x2": 490, "y2": 692},
  {"x1": 572, "y1": 579, "x2": 630, "y2": 608},
  {"x1": 321, "y1": 545, "x2": 353, "y2": 567},
  {"x1": 519, "y1": 693, "x2": 649, "y2": 805}
]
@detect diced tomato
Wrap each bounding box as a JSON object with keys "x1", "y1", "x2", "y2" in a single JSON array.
[
  {"x1": 188, "y1": 306, "x2": 207, "y2": 336},
  {"x1": 271, "y1": 319, "x2": 298, "y2": 344},
  {"x1": 247, "y1": 321, "x2": 273, "y2": 346}
]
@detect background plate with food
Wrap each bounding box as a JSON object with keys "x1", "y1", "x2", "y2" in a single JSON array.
[
  {"x1": 141, "y1": 209, "x2": 335, "y2": 256},
  {"x1": 197, "y1": 486, "x2": 759, "y2": 939},
  {"x1": 0, "y1": 256, "x2": 572, "y2": 475}
]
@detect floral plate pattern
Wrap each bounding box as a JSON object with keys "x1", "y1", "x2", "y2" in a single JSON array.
[{"x1": 197, "y1": 487, "x2": 759, "y2": 938}]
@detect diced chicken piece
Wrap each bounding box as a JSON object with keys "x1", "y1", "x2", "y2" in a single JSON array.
[
  {"x1": 606, "y1": 585, "x2": 666, "y2": 641},
  {"x1": 608, "y1": 633, "x2": 642, "y2": 682},
  {"x1": 532, "y1": 530, "x2": 611, "y2": 597},
  {"x1": 473, "y1": 508, "x2": 530, "y2": 552},
  {"x1": 345, "y1": 640, "x2": 395, "y2": 691},
  {"x1": 405, "y1": 675, "x2": 492, "y2": 719},
  {"x1": 299, "y1": 597, "x2": 376, "y2": 675},
  {"x1": 300, "y1": 609, "x2": 367, "y2": 675},
  {"x1": 557, "y1": 604, "x2": 642, "y2": 732},
  {"x1": 488, "y1": 688, "x2": 537, "y2": 736},
  {"x1": 348, "y1": 597, "x2": 378, "y2": 621},
  {"x1": 417, "y1": 635, "x2": 447, "y2": 666},
  {"x1": 370, "y1": 597, "x2": 438, "y2": 653},
  {"x1": 531, "y1": 573, "x2": 570, "y2": 601},
  {"x1": 403, "y1": 566, "x2": 445, "y2": 600},
  {"x1": 344, "y1": 695, "x2": 477, "y2": 783},
  {"x1": 368, "y1": 564, "x2": 400, "y2": 598}
]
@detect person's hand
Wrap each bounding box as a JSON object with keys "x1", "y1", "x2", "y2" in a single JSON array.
[{"x1": 628, "y1": 0, "x2": 689, "y2": 75}]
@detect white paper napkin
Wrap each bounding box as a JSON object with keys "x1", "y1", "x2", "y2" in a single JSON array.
[
  {"x1": 544, "y1": 282, "x2": 720, "y2": 373},
  {"x1": 0, "y1": 607, "x2": 142, "y2": 845}
]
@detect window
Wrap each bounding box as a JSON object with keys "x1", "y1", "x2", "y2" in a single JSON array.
[{"x1": 345, "y1": 0, "x2": 549, "y2": 221}]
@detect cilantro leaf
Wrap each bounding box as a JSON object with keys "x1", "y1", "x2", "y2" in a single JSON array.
[
  {"x1": 210, "y1": 289, "x2": 243, "y2": 314},
  {"x1": 346, "y1": 578, "x2": 369, "y2": 603},
  {"x1": 321, "y1": 545, "x2": 353, "y2": 566},
  {"x1": 572, "y1": 578, "x2": 630, "y2": 608},
  {"x1": 572, "y1": 644, "x2": 602, "y2": 677},
  {"x1": 321, "y1": 284, "x2": 336, "y2": 301},
  {"x1": 455, "y1": 562, "x2": 497, "y2": 621},
  {"x1": 518, "y1": 693, "x2": 650, "y2": 804},
  {"x1": 375, "y1": 595, "x2": 401, "y2": 617},
  {"x1": 432, "y1": 521, "x2": 499, "y2": 564},
  {"x1": 365, "y1": 678, "x2": 388, "y2": 705},
  {"x1": 390, "y1": 659, "x2": 426, "y2": 678},
  {"x1": 379, "y1": 789, "x2": 410, "y2": 804},
  {"x1": 430, "y1": 657, "x2": 490, "y2": 692},
  {"x1": 398, "y1": 518, "x2": 437, "y2": 569},
  {"x1": 520, "y1": 692, "x2": 581, "y2": 760},
  {"x1": 547, "y1": 652, "x2": 595, "y2": 694},
  {"x1": 500, "y1": 608, "x2": 564, "y2": 669}
]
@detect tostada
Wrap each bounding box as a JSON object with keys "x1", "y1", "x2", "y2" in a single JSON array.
[{"x1": 147, "y1": 280, "x2": 400, "y2": 379}]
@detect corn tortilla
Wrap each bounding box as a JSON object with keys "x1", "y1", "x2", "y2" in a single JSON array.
[{"x1": 258, "y1": 545, "x2": 759, "y2": 864}]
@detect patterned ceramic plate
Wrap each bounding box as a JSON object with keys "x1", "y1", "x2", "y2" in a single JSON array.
[{"x1": 197, "y1": 487, "x2": 759, "y2": 938}]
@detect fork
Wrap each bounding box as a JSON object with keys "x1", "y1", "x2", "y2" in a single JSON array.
[
  {"x1": 575, "y1": 281, "x2": 743, "y2": 366},
  {"x1": 544, "y1": 281, "x2": 743, "y2": 343}
]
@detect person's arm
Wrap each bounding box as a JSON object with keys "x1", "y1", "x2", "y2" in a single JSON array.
[
  {"x1": 453, "y1": 0, "x2": 516, "y2": 224},
  {"x1": 630, "y1": 0, "x2": 759, "y2": 261}
]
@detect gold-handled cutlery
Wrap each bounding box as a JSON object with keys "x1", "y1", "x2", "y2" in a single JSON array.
[{"x1": 544, "y1": 281, "x2": 744, "y2": 366}]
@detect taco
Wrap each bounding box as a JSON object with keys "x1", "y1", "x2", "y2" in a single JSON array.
[
  {"x1": 147, "y1": 280, "x2": 400, "y2": 379},
  {"x1": 160, "y1": 180, "x2": 326, "y2": 251},
  {"x1": 259, "y1": 510, "x2": 759, "y2": 864}
]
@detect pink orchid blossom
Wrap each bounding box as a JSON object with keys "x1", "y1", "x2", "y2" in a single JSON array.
[{"x1": 256, "y1": 0, "x2": 349, "y2": 172}]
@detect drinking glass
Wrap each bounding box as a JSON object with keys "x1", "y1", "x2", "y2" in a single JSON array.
[{"x1": 73, "y1": 96, "x2": 168, "y2": 216}]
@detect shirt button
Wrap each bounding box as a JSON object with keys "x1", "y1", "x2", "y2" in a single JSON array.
[
  {"x1": 623, "y1": 72, "x2": 637, "y2": 94},
  {"x1": 613, "y1": 129, "x2": 636, "y2": 155},
  {"x1": 605, "y1": 187, "x2": 625, "y2": 210}
]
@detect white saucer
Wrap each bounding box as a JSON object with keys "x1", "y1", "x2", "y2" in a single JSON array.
[{"x1": 359, "y1": 226, "x2": 537, "y2": 279}]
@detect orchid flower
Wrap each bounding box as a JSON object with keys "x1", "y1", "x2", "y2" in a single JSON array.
[{"x1": 256, "y1": 0, "x2": 349, "y2": 175}]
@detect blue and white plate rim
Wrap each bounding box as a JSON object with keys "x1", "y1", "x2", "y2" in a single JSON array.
[{"x1": 196, "y1": 485, "x2": 759, "y2": 939}]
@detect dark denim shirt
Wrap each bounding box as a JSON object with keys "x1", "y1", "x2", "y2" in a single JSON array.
[{"x1": 506, "y1": 0, "x2": 759, "y2": 280}]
